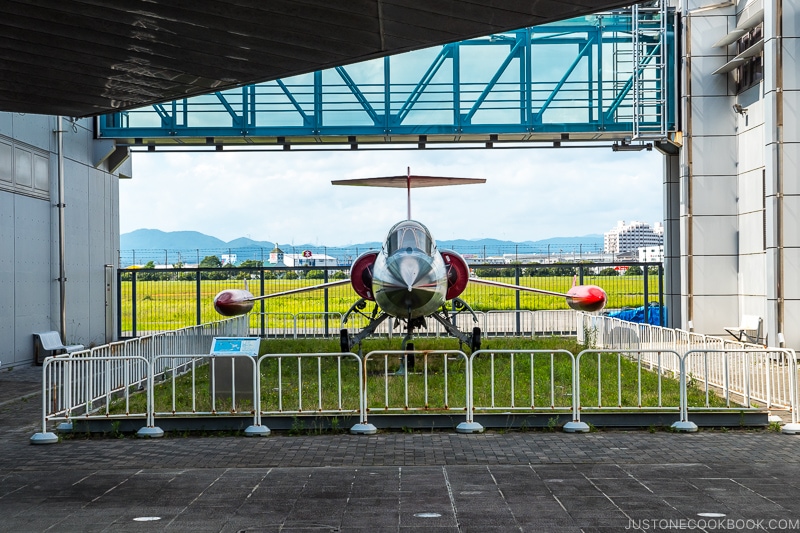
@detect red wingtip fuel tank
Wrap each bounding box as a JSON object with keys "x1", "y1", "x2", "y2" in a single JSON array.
[
  {"x1": 213, "y1": 289, "x2": 255, "y2": 316},
  {"x1": 565, "y1": 285, "x2": 607, "y2": 312}
]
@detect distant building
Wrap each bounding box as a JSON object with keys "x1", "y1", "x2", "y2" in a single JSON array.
[
  {"x1": 639, "y1": 245, "x2": 664, "y2": 263},
  {"x1": 221, "y1": 254, "x2": 237, "y2": 266},
  {"x1": 604, "y1": 220, "x2": 663, "y2": 254},
  {"x1": 268, "y1": 247, "x2": 285, "y2": 266},
  {"x1": 282, "y1": 252, "x2": 338, "y2": 268},
  {"x1": 265, "y1": 247, "x2": 337, "y2": 268}
]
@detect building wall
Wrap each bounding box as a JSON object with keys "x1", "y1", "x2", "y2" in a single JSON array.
[
  {"x1": 765, "y1": 0, "x2": 800, "y2": 348},
  {"x1": 0, "y1": 113, "x2": 128, "y2": 367},
  {"x1": 681, "y1": 0, "x2": 798, "y2": 347}
]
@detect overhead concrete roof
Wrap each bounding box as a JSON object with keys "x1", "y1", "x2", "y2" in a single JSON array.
[{"x1": 1, "y1": 0, "x2": 639, "y2": 117}]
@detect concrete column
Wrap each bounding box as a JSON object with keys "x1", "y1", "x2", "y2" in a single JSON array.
[{"x1": 661, "y1": 149, "x2": 682, "y2": 328}]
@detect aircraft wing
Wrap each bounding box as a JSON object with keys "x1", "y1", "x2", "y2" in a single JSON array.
[
  {"x1": 247, "y1": 279, "x2": 352, "y2": 301},
  {"x1": 468, "y1": 277, "x2": 571, "y2": 298},
  {"x1": 468, "y1": 277, "x2": 608, "y2": 312},
  {"x1": 213, "y1": 279, "x2": 353, "y2": 316}
]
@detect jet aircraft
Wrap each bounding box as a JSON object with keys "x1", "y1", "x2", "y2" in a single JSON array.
[{"x1": 212, "y1": 170, "x2": 607, "y2": 353}]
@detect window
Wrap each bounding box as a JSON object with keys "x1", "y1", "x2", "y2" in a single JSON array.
[
  {"x1": 0, "y1": 136, "x2": 50, "y2": 199},
  {"x1": 735, "y1": 23, "x2": 763, "y2": 94}
]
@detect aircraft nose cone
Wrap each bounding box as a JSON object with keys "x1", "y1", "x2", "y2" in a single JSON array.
[
  {"x1": 372, "y1": 249, "x2": 448, "y2": 319},
  {"x1": 399, "y1": 250, "x2": 423, "y2": 292},
  {"x1": 391, "y1": 253, "x2": 431, "y2": 294}
]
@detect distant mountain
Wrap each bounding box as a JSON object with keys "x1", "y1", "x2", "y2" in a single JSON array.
[
  {"x1": 122, "y1": 229, "x2": 228, "y2": 250},
  {"x1": 120, "y1": 229, "x2": 604, "y2": 267},
  {"x1": 438, "y1": 236, "x2": 603, "y2": 249}
]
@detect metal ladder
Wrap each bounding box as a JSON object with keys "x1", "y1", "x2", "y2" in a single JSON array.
[{"x1": 632, "y1": 0, "x2": 669, "y2": 140}]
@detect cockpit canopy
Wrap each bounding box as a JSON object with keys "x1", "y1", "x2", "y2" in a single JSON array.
[{"x1": 384, "y1": 220, "x2": 435, "y2": 255}]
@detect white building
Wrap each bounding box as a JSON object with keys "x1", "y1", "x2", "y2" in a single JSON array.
[
  {"x1": 266, "y1": 247, "x2": 336, "y2": 268},
  {"x1": 221, "y1": 254, "x2": 237, "y2": 266},
  {"x1": 604, "y1": 221, "x2": 664, "y2": 254},
  {"x1": 282, "y1": 253, "x2": 338, "y2": 268},
  {"x1": 639, "y1": 245, "x2": 664, "y2": 263},
  {"x1": 268, "y1": 247, "x2": 285, "y2": 266}
]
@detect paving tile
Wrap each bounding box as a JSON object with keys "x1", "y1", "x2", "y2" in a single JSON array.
[{"x1": 3, "y1": 366, "x2": 800, "y2": 531}]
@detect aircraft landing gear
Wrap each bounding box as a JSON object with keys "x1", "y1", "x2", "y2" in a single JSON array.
[
  {"x1": 340, "y1": 329, "x2": 351, "y2": 353},
  {"x1": 429, "y1": 312, "x2": 482, "y2": 353},
  {"x1": 470, "y1": 326, "x2": 482, "y2": 353},
  {"x1": 395, "y1": 341, "x2": 414, "y2": 375}
]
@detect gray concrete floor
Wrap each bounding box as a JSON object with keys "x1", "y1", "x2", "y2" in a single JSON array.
[{"x1": 2, "y1": 363, "x2": 800, "y2": 532}]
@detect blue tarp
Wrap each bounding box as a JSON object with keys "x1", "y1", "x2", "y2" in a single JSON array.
[{"x1": 606, "y1": 304, "x2": 666, "y2": 326}]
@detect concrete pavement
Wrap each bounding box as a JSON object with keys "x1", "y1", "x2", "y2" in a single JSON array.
[{"x1": 2, "y1": 364, "x2": 800, "y2": 532}]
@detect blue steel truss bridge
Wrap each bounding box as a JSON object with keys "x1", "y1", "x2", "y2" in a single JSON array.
[{"x1": 98, "y1": 3, "x2": 676, "y2": 152}]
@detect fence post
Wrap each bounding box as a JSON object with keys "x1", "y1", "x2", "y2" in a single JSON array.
[
  {"x1": 782, "y1": 350, "x2": 800, "y2": 434},
  {"x1": 351, "y1": 353, "x2": 377, "y2": 434},
  {"x1": 671, "y1": 351, "x2": 698, "y2": 432},
  {"x1": 515, "y1": 265, "x2": 521, "y2": 335},
  {"x1": 324, "y1": 267, "x2": 330, "y2": 337},
  {"x1": 117, "y1": 268, "x2": 123, "y2": 338},
  {"x1": 259, "y1": 269, "x2": 265, "y2": 336},
  {"x1": 131, "y1": 270, "x2": 138, "y2": 337},
  {"x1": 30, "y1": 360, "x2": 59, "y2": 444},
  {"x1": 658, "y1": 263, "x2": 664, "y2": 326},
  {"x1": 643, "y1": 265, "x2": 649, "y2": 324},
  {"x1": 563, "y1": 350, "x2": 589, "y2": 432},
  {"x1": 456, "y1": 351, "x2": 484, "y2": 433},
  {"x1": 195, "y1": 268, "x2": 202, "y2": 326},
  {"x1": 245, "y1": 355, "x2": 270, "y2": 436},
  {"x1": 56, "y1": 357, "x2": 73, "y2": 432},
  {"x1": 136, "y1": 357, "x2": 164, "y2": 438}
]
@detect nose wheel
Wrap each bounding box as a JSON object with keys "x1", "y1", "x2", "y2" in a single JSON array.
[{"x1": 470, "y1": 326, "x2": 482, "y2": 352}]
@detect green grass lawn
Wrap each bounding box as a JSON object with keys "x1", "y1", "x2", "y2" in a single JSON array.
[
  {"x1": 118, "y1": 275, "x2": 661, "y2": 332},
  {"x1": 107, "y1": 336, "x2": 724, "y2": 416}
]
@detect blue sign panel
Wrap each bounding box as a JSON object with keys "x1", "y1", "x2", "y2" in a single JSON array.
[{"x1": 210, "y1": 337, "x2": 260, "y2": 356}]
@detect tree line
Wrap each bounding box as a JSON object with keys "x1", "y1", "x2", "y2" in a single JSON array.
[{"x1": 121, "y1": 255, "x2": 657, "y2": 282}]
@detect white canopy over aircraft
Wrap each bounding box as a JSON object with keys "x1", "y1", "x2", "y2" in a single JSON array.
[{"x1": 213, "y1": 169, "x2": 607, "y2": 352}]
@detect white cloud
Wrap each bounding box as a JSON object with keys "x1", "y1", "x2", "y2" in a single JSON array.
[{"x1": 122, "y1": 146, "x2": 663, "y2": 245}]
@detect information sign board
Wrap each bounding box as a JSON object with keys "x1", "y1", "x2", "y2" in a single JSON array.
[{"x1": 210, "y1": 337, "x2": 260, "y2": 356}]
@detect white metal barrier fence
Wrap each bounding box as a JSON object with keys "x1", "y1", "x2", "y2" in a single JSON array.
[
  {"x1": 361, "y1": 350, "x2": 470, "y2": 421},
  {"x1": 33, "y1": 314, "x2": 800, "y2": 443},
  {"x1": 252, "y1": 310, "x2": 578, "y2": 340},
  {"x1": 33, "y1": 316, "x2": 248, "y2": 442},
  {"x1": 257, "y1": 352, "x2": 363, "y2": 418},
  {"x1": 683, "y1": 349, "x2": 796, "y2": 411},
  {"x1": 573, "y1": 349, "x2": 683, "y2": 424},
  {"x1": 469, "y1": 349, "x2": 575, "y2": 413},
  {"x1": 577, "y1": 313, "x2": 798, "y2": 413}
]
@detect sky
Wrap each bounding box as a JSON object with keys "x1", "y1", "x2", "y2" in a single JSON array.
[{"x1": 120, "y1": 145, "x2": 663, "y2": 247}]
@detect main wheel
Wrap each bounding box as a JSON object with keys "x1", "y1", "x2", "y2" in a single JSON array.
[
  {"x1": 470, "y1": 326, "x2": 482, "y2": 353},
  {"x1": 405, "y1": 342, "x2": 415, "y2": 373},
  {"x1": 340, "y1": 329, "x2": 351, "y2": 353}
]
